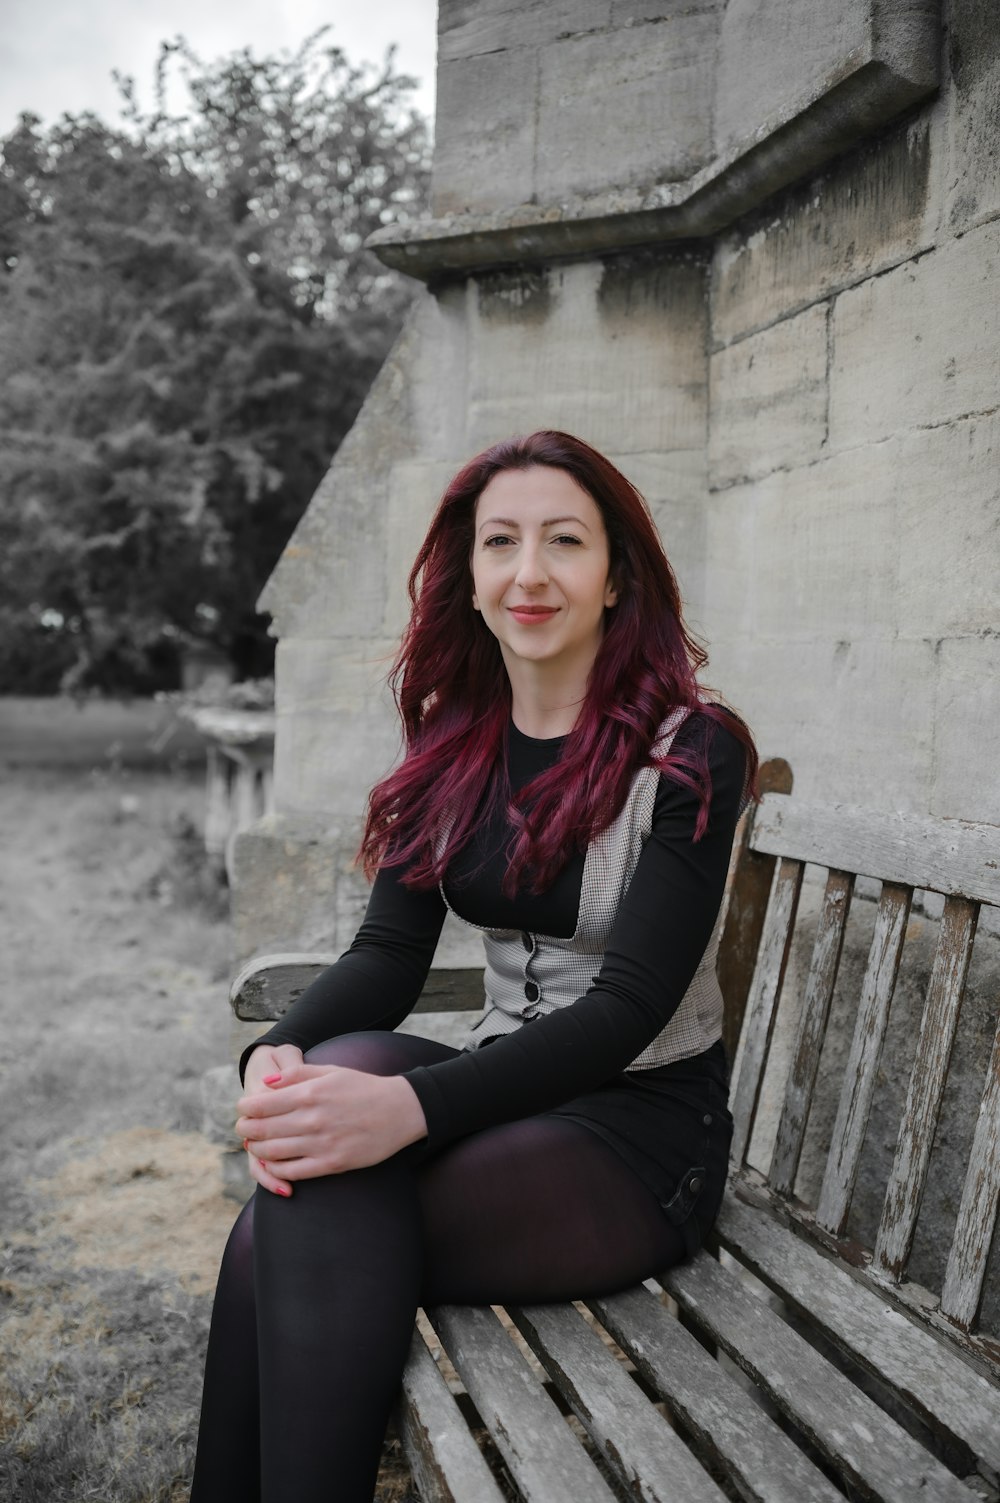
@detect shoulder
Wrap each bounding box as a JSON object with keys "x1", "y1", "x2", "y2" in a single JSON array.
[
  {"x1": 663, "y1": 705, "x2": 745, "y2": 772},
  {"x1": 653, "y1": 708, "x2": 748, "y2": 817}
]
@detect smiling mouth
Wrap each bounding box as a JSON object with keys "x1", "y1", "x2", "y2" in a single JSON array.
[{"x1": 508, "y1": 606, "x2": 558, "y2": 620}]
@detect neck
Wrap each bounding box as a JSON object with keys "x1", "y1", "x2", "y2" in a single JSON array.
[{"x1": 506, "y1": 663, "x2": 590, "y2": 739}]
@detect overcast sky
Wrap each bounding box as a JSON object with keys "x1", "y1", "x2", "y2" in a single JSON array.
[{"x1": 0, "y1": 0, "x2": 438, "y2": 139}]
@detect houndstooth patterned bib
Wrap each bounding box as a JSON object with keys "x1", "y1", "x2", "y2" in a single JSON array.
[{"x1": 441, "y1": 707, "x2": 726, "y2": 1071}]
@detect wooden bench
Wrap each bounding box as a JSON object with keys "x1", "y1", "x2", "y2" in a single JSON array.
[{"x1": 232, "y1": 786, "x2": 1000, "y2": 1503}]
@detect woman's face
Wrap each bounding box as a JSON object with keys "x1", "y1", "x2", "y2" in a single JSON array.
[{"x1": 471, "y1": 466, "x2": 617, "y2": 679}]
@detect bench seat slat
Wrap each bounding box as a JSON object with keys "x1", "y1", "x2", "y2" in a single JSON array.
[
  {"x1": 817, "y1": 882, "x2": 912, "y2": 1234},
  {"x1": 428, "y1": 1304, "x2": 618, "y2": 1503},
  {"x1": 750, "y1": 797, "x2": 1000, "y2": 906},
  {"x1": 663, "y1": 1250, "x2": 979, "y2": 1503},
  {"x1": 941, "y1": 1007, "x2": 1000, "y2": 1329},
  {"x1": 397, "y1": 1330, "x2": 508, "y2": 1503},
  {"x1": 771, "y1": 869, "x2": 854, "y2": 1195},
  {"x1": 715, "y1": 1196, "x2": 1000, "y2": 1473},
  {"x1": 589, "y1": 1284, "x2": 844, "y2": 1503},
  {"x1": 512, "y1": 1302, "x2": 727, "y2": 1503},
  {"x1": 874, "y1": 895, "x2": 979, "y2": 1280}
]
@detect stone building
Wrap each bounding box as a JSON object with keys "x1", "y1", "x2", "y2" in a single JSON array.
[{"x1": 232, "y1": 2, "x2": 999, "y2": 1307}]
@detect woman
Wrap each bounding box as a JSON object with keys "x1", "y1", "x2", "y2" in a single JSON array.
[{"x1": 191, "y1": 430, "x2": 756, "y2": 1502}]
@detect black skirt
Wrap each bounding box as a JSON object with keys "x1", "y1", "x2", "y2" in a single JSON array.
[{"x1": 539, "y1": 1038, "x2": 733, "y2": 1257}]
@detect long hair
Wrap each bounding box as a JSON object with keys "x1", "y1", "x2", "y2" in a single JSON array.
[{"x1": 360, "y1": 430, "x2": 757, "y2": 893}]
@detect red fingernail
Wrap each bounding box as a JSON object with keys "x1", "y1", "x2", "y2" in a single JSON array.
[
  {"x1": 276, "y1": 1185, "x2": 292, "y2": 1197},
  {"x1": 263, "y1": 1073, "x2": 282, "y2": 1085},
  {"x1": 242, "y1": 1139, "x2": 249, "y2": 1151}
]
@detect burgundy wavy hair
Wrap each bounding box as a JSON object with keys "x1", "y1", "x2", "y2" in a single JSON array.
[{"x1": 360, "y1": 430, "x2": 757, "y2": 893}]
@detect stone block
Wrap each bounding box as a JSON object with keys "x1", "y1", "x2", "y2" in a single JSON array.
[
  {"x1": 466, "y1": 257, "x2": 708, "y2": 455},
  {"x1": 830, "y1": 217, "x2": 1000, "y2": 448},
  {"x1": 711, "y1": 114, "x2": 939, "y2": 344},
  {"x1": 715, "y1": 0, "x2": 869, "y2": 159},
  {"x1": 534, "y1": 16, "x2": 717, "y2": 200},
  {"x1": 931, "y1": 635, "x2": 1000, "y2": 824},
  {"x1": 707, "y1": 635, "x2": 938, "y2": 811},
  {"x1": 432, "y1": 50, "x2": 538, "y2": 216},
  {"x1": 230, "y1": 812, "x2": 350, "y2": 962},
  {"x1": 274, "y1": 697, "x2": 398, "y2": 818},
  {"x1": 698, "y1": 486, "x2": 757, "y2": 646},
  {"x1": 709, "y1": 417, "x2": 1000, "y2": 654},
  {"x1": 438, "y1": 0, "x2": 611, "y2": 62},
  {"x1": 945, "y1": 0, "x2": 1000, "y2": 232},
  {"x1": 608, "y1": 449, "x2": 709, "y2": 619},
  {"x1": 201, "y1": 1063, "x2": 242, "y2": 1148},
  {"x1": 893, "y1": 414, "x2": 1000, "y2": 640},
  {"x1": 709, "y1": 303, "x2": 829, "y2": 488},
  {"x1": 384, "y1": 460, "x2": 465, "y2": 638},
  {"x1": 741, "y1": 454, "x2": 902, "y2": 642}
]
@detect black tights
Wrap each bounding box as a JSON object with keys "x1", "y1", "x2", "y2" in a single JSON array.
[{"x1": 191, "y1": 1032, "x2": 685, "y2": 1503}]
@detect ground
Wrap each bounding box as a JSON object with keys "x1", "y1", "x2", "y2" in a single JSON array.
[{"x1": 0, "y1": 760, "x2": 415, "y2": 1501}]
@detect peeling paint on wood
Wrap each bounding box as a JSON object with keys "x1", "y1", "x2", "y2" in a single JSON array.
[
  {"x1": 771, "y1": 868, "x2": 855, "y2": 1196},
  {"x1": 874, "y1": 896, "x2": 980, "y2": 1280},
  {"x1": 730, "y1": 856, "x2": 804, "y2": 1166},
  {"x1": 817, "y1": 882, "x2": 913, "y2": 1234},
  {"x1": 942, "y1": 1008, "x2": 1000, "y2": 1330}
]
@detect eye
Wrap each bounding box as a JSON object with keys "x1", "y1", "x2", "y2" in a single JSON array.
[
  {"x1": 483, "y1": 533, "x2": 514, "y2": 548},
  {"x1": 551, "y1": 533, "x2": 582, "y2": 546}
]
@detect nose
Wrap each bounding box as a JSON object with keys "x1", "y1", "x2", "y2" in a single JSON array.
[{"x1": 514, "y1": 540, "x2": 548, "y2": 590}]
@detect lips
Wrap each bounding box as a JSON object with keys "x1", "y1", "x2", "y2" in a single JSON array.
[{"x1": 507, "y1": 606, "x2": 558, "y2": 624}]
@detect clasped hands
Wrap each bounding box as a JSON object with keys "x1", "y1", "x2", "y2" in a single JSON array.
[{"x1": 237, "y1": 1043, "x2": 429, "y2": 1197}]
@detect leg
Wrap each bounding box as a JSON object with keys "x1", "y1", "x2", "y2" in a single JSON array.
[
  {"x1": 418, "y1": 1114, "x2": 684, "y2": 1305},
  {"x1": 191, "y1": 1031, "x2": 460, "y2": 1503}
]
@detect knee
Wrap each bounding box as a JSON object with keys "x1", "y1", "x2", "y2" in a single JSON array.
[{"x1": 304, "y1": 1031, "x2": 413, "y2": 1076}]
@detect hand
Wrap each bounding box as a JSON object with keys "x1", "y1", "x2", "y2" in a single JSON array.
[
  {"x1": 239, "y1": 1044, "x2": 306, "y2": 1196},
  {"x1": 236, "y1": 1057, "x2": 428, "y2": 1195}
]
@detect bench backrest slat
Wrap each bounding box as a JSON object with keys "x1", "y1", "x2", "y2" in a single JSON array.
[
  {"x1": 770, "y1": 869, "x2": 855, "y2": 1196},
  {"x1": 751, "y1": 797, "x2": 1000, "y2": 905},
  {"x1": 816, "y1": 881, "x2": 913, "y2": 1235},
  {"x1": 730, "y1": 857, "x2": 804, "y2": 1167},
  {"x1": 873, "y1": 895, "x2": 980, "y2": 1281},
  {"x1": 941, "y1": 1011, "x2": 1000, "y2": 1328}
]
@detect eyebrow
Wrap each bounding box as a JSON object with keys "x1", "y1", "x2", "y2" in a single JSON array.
[{"x1": 477, "y1": 515, "x2": 592, "y2": 533}]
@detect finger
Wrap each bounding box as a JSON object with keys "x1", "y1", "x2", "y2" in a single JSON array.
[
  {"x1": 245, "y1": 1133, "x2": 314, "y2": 1163},
  {"x1": 247, "y1": 1152, "x2": 294, "y2": 1198},
  {"x1": 236, "y1": 1081, "x2": 312, "y2": 1119}
]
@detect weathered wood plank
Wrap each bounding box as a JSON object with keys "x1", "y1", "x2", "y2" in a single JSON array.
[
  {"x1": 716, "y1": 1194, "x2": 1000, "y2": 1474},
  {"x1": 941, "y1": 1008, "x2": 1000, "y2": 1330},
  {"x1": 429, "y1": 1304, "x2": 618, "y2": 1503},
  {"x1": 662, "y1": 1252, "x2": 979, "y2": 1503},
  {"x1": 874, "y1": 896, "x2": 980, "y2": 1280},
  {"x1": 230, "y1": 952, "x2": 485, "y2": 1021},
  {"x1": 717, "y1": 756, "x2": 794, "y2": 1061},
  {"x1": 589, "y1": 1283, "x2": 844, "y2": 1503},
  {"x1": 397, "y1": 1330, "x2": 507, "y2": 1503},
  {"x1": 770, "y1": 869, "x2": 854, "y2": 1196},
  {"x1": 512, "y1": 1302, "x2": 727, "y2": 1503},
  {"x1": 817, "y1": 882, "x2": 913, "y2": 1234},
  {"x1": 730, "y1": 857, "x2": 804, "y2": 1167},
  {"x1": 750, "y1": 797, "x2": 1000, "y2": 905}
]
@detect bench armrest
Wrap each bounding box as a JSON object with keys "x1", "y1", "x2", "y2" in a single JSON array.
[{"x1": 231, "y1": 952, "x2": 486, "y2": 1022}]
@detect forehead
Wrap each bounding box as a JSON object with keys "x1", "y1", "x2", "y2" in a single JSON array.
[{"x1": 475, "y1": 466, "x2": 603, "y2": 527}]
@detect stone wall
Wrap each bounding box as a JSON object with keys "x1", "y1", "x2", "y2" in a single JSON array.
[{"x1": 230, "y1": 0, "x2": 999, "y2": 1316}]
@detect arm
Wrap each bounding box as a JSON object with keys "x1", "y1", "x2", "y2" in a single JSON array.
[
  {"x1": 239, "y1": 864, "x2": 447, "y2": 1081},
  {"x1": 237, "y1": 862, "x2": 446, "y2": 1194},
  {"x1": 401, "y1": 721, "x2": 747, "y2": 1150}
]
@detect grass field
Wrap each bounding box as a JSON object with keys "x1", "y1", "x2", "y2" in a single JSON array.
[{"x1": 0, "y1": 760, "x2": 415, "y2": 1501}]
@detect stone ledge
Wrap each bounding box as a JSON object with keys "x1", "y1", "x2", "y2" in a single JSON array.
[{"x1": 369, "y1": 45, "x2": 938, "y2": 280}]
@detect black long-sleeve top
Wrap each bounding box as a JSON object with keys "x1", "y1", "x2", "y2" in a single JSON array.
[{"x1": 243, "y1": 713, "x2": 746, "y2": 1153}]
